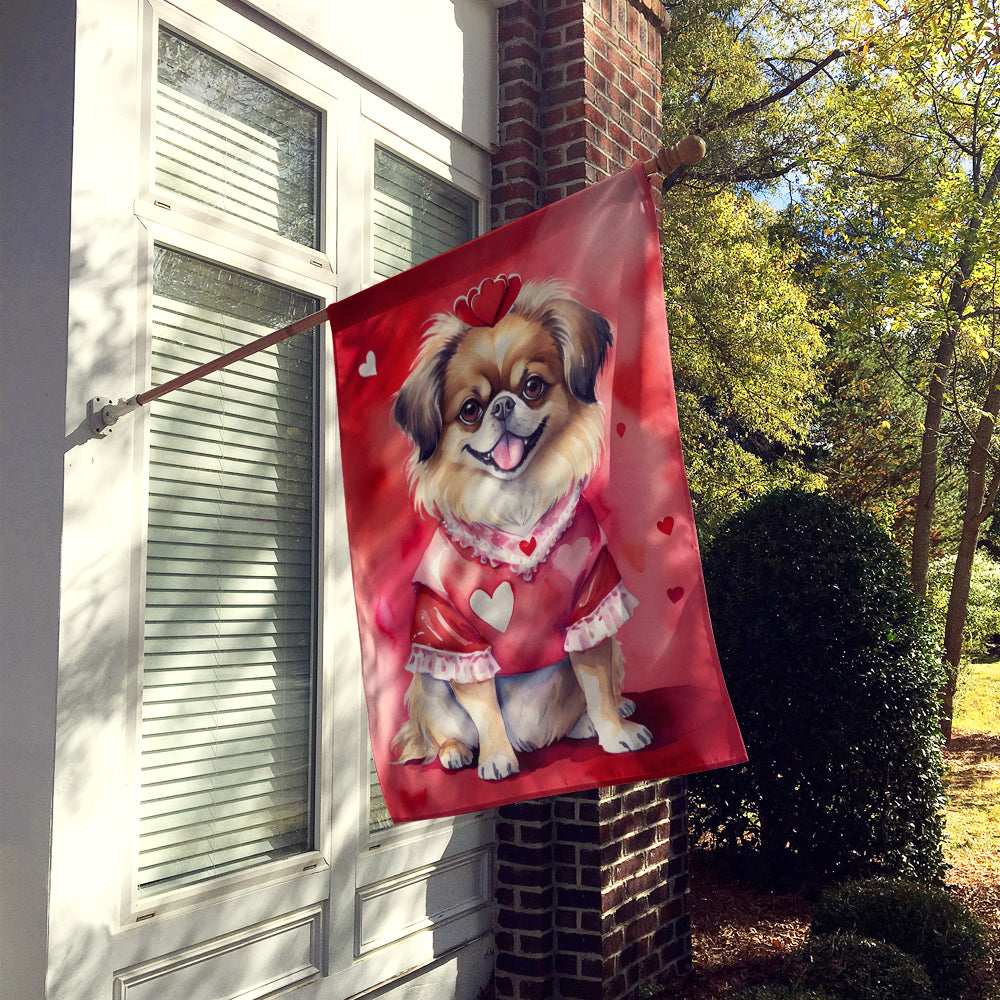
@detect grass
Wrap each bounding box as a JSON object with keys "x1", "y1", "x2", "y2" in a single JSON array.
[
  {"x1": 955, "y1": 657, "x2": 1000, "y2": 733},
  {"x1": 945, "y1": 659, "x2": 1000, "y2": 867}
]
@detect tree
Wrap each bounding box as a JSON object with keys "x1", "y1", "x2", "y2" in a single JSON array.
[
  {"x1": 662, "y1": 188, "x2": 825, "y2": 538},
  {"x1": 659, "y1": 0, "x2": 842, "y2": 537},
  {"x1": 799, "y1": 0, "x2": 1000, "y2": 736},
  {"x1": 660, "y1": 0, "x2": 998, "y2": 736}
]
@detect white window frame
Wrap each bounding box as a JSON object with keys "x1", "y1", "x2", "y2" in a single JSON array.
[{"x1": 112, "y1": 0, "x2": 495, "y2": 992}]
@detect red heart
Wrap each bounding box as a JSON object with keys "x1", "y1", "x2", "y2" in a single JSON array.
[
  {"x1": 454, "y1": 275, "x2": 522, "y2": 327},
  {"x1": 616, "y1": 422, "x2": 626, "y2": 437},
  {"x1": 519, "y1": 537, "x2": 537, "y2": 556},
  {"x1": 657, "y1": 516, "x2": 675, "y2": 535},
  {"x1": 667, "y1": 586, "x2": 685, "y2": 604}
]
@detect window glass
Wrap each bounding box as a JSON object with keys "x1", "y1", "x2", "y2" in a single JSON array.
[
  {"x1": 372, "y1": 146, "x2": 477, "y2": 278},
  {"x1": 156, "y1": 27, "x2": 320, "y2": 248},
  {"x1": 138, "y1": 246, "x2": 318, "y2": 895},
  {"x1": 368, "y1": 147, "x2": 477, "y2": 833}
]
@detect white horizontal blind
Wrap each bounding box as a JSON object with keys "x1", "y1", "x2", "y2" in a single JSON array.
[
  {"x1": 368, "y1": 148, "x2": 477, "y2": 833},
  {"x1": 372, "y1": 146, "x2": 477, "y2": 279},
  {"x1": 138, "y1": 247, "x2": 318, "y2": 895},
  {"x1": 155, "y1": 27, "x2": 320, "y2": 248}
]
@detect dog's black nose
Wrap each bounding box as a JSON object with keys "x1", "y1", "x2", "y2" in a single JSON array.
[{"x1": 491, "y1": 396, "x2": 515, "y2": 421}]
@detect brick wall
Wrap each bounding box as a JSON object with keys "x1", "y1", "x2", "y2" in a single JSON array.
[
  {"x1": 494, "y1": 782, "x2": 691, "y2": 1000},
  {"x1": 490, "y1": 4, "x2": 692, "y2": 998},
  {"x1": 492, "y1": 0, "x2": 667, "y2": 226}
]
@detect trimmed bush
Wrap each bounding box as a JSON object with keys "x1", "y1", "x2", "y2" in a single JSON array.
[
  {"x1": 812, "y1": 878, "x2": 988, "y2": 999},
  {"x1": 692, "y1": 489, "x2": 946, "y2": 882},
  {"x1": 794, "y1": 933, "x2": 934, "y2": 1000}
]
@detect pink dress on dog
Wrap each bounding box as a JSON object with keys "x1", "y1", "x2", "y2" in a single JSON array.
[{"x1": 404, "y1": 487, "x2": 638, "y2": 683}]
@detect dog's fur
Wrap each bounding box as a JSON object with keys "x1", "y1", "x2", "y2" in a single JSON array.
[{"x1": 392, "y1": 280, "x2": 651, "y2": 780}]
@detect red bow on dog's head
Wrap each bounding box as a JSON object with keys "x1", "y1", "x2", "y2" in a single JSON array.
[{"x1": 453, "y1": 274, "x2": 522, "y2": 328}]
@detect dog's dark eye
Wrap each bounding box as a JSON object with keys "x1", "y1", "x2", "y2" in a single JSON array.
[
  {"x1": 459, "y1": 398, "x2": 483, "y2": 425},
  {"x1": 522, "y1": 375, "x2": 547, "y2": 401}
]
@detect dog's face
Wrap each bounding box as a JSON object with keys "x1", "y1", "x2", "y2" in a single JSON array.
[{"x1": 394, "y1": 281, "x2": 612, "y2": 531}]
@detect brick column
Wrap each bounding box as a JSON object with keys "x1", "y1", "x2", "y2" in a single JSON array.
[{"x1": 491, "y1": 4, "x2": 692, "y2": 999}]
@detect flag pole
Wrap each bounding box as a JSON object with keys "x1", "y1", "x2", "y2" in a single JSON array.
[
  {"x1": 87, "y1": 306, "x2": 330, "y2": 437},
  {"x1": 88, "y1": 137, "x2": 705, "y2": 438}
]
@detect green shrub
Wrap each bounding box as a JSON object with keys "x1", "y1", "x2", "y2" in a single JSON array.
[
  {"x1": 794, "y1": 933, "x2": 934, "y2": 1000},
  {"x1": 691, "y1": 489, "x2": 946, "y2": 882},
  {"x1": 811, "y1": 878, "x2": 988, "y2": 999},
  {"x1": 927, "y1": 551, "x2": 1000, "y2": 658}
]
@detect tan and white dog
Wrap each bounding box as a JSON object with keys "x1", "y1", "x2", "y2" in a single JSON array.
[{"x1": 391, "y1": 277, "x2": 651, "y2": 780}]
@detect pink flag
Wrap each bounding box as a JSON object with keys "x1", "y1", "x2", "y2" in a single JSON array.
[{"x1": 329, "y1": 164, "x2": 746, "y2": 821}]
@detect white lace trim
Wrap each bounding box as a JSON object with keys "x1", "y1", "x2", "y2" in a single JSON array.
[
  {"x1": 564, "y1": 581, "x2": 639, "y2": 653},
  {"x1": 404, "y1": 643, "x2": 501, "y2": 683},
  {"x1": 440, "y1": 484, "x2": 584, "y2": 580}
]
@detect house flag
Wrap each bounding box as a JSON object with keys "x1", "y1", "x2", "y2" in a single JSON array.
[{"x1": 329, "y1": 163, "x2": 746, "y2": 822}]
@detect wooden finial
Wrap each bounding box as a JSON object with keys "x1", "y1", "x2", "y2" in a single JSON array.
[{"x1": 643, "y1": 135, "x2": 707, "y2": 176}]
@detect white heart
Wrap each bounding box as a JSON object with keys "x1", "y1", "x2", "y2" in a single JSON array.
[
  {"x1": 470, "y1": 581, "x2": 514, "y2": 633},
  {"x1": 359, "y1": 350, "x2": 377, "y2": 377},
  {"x1": 551, "y1": 536, "x2": 591, "y2": 579}
]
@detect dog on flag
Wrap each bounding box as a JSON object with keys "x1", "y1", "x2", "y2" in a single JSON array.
[{"x1": 391, "y1": 275, "x2": 651, "y2": 780}]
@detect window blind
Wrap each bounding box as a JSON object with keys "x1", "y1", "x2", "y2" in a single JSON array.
[
  {"x1": 156, "y1": 28, "x2": 320, "y2": 249},
  {"x1": 372, "y1": 146, "x2": 477, "y2": 280},
  {"x1": 138, "y1": 248, "x2": 319, "y2": 895},
  {"x1": 368, "y1": 148, "x2": 477, "y2": 833}
]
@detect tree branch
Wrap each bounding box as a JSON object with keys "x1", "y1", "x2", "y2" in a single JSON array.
[{"x1": 702, "y1": 49, "x2": 848, "y2": 133}]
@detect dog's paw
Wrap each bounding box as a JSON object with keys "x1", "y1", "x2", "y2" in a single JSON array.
[
  {"x1": 598, "y1": 720, "x2": 652, "y2": 753},
  {"x1": 438, "y1": 739, "x2": 474, "y2": 770},
  {"x1": 478, "y1": 752, "x2": 520, "y2": 781},
  {"x1": 617, "y1": 697, "x2": 636, "y2": 718},
  {"x1": 568, "y1": 713, "x2": 597, "y2": 739}
]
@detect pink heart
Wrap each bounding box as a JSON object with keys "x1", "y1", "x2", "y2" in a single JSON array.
[
  {"x1": 667, "y1": 586, "x2": 684, "y2": 604},
  {"x1": 616, "y1": 422, "x2": 626, "y2": 437},
  {"x1": 519, "y1": 537, "x2": 537, "y2": 556},
  {"x1": 657, "y1": 516, "x2": 675, "y2": 535}
]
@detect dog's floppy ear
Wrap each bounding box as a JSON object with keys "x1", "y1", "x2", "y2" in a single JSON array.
[
  {"x1": 393, "y1": 342, "x2": 451, "y2": 463},
  {"x1": 545, "y1": 298, "x2": 613, "y2": 403}
]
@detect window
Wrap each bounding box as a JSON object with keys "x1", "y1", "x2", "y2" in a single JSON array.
[
  {"x1": 139, "y1": 248, "x2": 319, "y2": 895},
  {"x1": 372, "y1": 145, "x2": 477, "y2": 279},
  {"x1": 136, "y1": 26, "x2": 323, "y2": 898},
  {"x1": 155, "y1": 28, "x2": 320, "y2": 247},
  {"x1": 119, "y1": 7, "x2": 494, "y2": 993},
  {"x1": 367, "y1": 146, "x2": 478, "y2": 834}
]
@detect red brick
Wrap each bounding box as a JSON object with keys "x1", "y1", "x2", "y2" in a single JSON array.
[
  {"x1": 504, "y1": 79, "x2": 542, "y2": 104},
  {"x1": 502, "y1": 39, "x2": 538, "y2": 63},
  {"x1": 559, "y1": 979, "x2": 604, "y2": 1000},
  {"x1": 546, "y1": 118, "x2": 589, "y2": 147},
  {"x1": 492, "y1": 7, "x2": 687, "y2": 993},
  {"x1": 503, "y1": 120, "x2": 543, "y2": 145},
  {"x1": 542, "y1": 39, "x2": 587, "y2": 68}
]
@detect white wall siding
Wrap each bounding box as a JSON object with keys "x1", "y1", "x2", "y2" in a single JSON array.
[{"x1": 243, "y1": 0, "x2": 498, "y2": 151}]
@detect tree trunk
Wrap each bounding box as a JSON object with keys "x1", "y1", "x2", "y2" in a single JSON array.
[
  {"x1": 911, "y1": 160, "x2": 1000, "y2": 596},
  {"x1": 910, "y1": 328, "x2": 956, "y2": 598},
  {"x1": 940, "y1": 374, "x2": 1000, "y2": 741}
]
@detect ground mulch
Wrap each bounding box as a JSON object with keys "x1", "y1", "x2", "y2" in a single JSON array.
[{"x1": 657, "y1": 734, "x2": 1000, "y2": 999}]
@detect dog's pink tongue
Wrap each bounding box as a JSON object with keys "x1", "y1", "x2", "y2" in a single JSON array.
[{"x1": 492, "y1": 432, "x2": 524, "y2": 471}]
